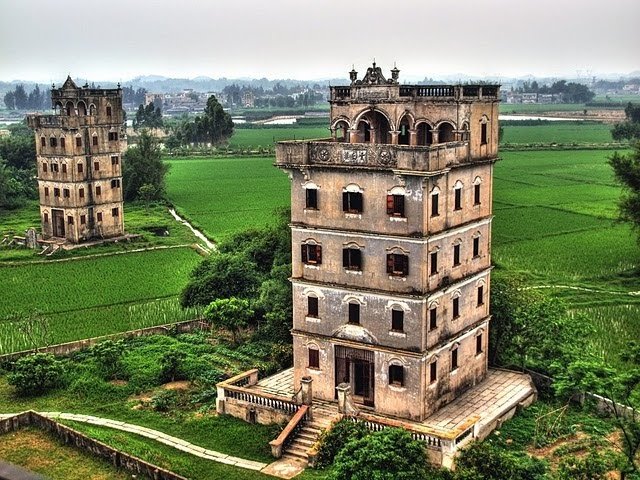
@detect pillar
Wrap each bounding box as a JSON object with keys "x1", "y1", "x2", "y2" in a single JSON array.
[
  {"x1": 301, "y1": 376, "x2": 313, "y2": 406},
  {"x1": 336, "y1": 383, "x2": 350, "y2": 413},
  {"x1": 389, "y1": 130, "x2": 400, "y2": 145},
  {"x1": 409, "y1": 129, "x2": 417, "y2": 146}
]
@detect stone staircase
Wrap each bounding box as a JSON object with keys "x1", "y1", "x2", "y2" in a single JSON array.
[{"x1": 282, "y1": 400, "x2": 339, "y2": 463}]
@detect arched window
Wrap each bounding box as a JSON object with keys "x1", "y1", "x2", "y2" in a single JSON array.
[
  {"x1": 386, "y1": 186, "x2": 406, "y2": 217},
  {"x1": 438, "y1": 122, "x2": 455, "y2": 143},
  {"x1": 398, "y1": 115, "x2": 411, "y2": 145},
  {"x1": 334, "y1": 120, "x2": 349, "y2": 142},
  {"x1": 89, "y1": 104, "x2": 97, "y2": 115},
  {"x1": 416, "y1": 122, "x2": 432, "y2": 146},
  {"x1": 65, "y1": 101, "x2": 75, "y2": 116},
  {"x1": 453, "y1": 180, "x2": 463, "y2": 211},
  {"x1": 301, "y1": 240, "x2": 322, "y2": 265},
  {"x1": 106, "y1": 104, "x2": 112, "y2": 116},
  {"x1": 77, "y1": 101, "x2": 87, "y2": 116},
  {"x1": 303, "y1": 181, "x2": 319, "y2": 210},
  {"x1": 430, "y1": 186, "x2": 440, "y2": 217},
  {"x1": 40, "y1": 137, "x2": 46, "y2": 148},
  {"x1": 480, "y1": 116, "x2": 489, "y2": 145},
  {"x1": 343, "y1": 184, "x2": 364, "y2": 214},
  {"x1": 473, "y1": 176, "x2": 482, "y2": 205}
]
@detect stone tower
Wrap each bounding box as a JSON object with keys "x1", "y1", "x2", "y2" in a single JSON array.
[
  {"x1": 276, "y1": 63, "x2": 499, "y2": 421},
  {"x1": 28, "y1": 77, "x2": 126, "y2": 243}
]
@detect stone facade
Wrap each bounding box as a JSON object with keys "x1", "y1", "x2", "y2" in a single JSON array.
[
  {"x1": 276, "y1": 63, "x2": 500, "y2": 422},
  {"x1": 28, "y1": 77, "x2": 126, "y2": 243}
]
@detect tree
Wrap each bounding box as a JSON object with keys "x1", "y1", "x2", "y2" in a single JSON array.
[
  {"x1": 159, "y1": 348, "x2": 187, "y2": 383},
  {"x1": 554, "y1": 343, "x2": 640, "y2": 479},
  {"x1": 612, "y1": 103, "x2": 640, "y2": 141},
  {"x1": 133, "y1": 103, "x2": 163, "y2": 130},
  {"x1": 7, "y1": 353, "x2": 66, "y2": 396},
  {"x1": 203, "y1": 297, "x2": 254, "y2": 344},
  {"x1": 122, "y1": 130, "x2": 169, "y2": 201},
  {"x1": 609, "y1": 143, "x2": 640, "y2": 238},
  {"x1": 138, "y1": 183, "x2": 157, "y2": 211},
  {"x1": 90, "y1": 340, "x2": 126, "y2": 380}
]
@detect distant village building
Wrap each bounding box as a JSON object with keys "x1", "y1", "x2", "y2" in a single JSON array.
[
  {"x1": 27, "y1": 77, "x2": 126, "y2": 243},
  {"x1": 242, "y1": 91, "x2": 255, "y2": 108},
  {"x1": 145, "y1": 90, "x2": 211, "y2": 114}
]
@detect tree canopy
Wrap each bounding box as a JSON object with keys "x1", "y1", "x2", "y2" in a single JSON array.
[
  {"x1": 122, "y1": 130, "x2": 169, "y2": 202},
  {"x1": 612, "y1": 103, "x2": 640, "y2": 141},
  {"x1": 133, "y1": 103, "x2": 163, "y2": 130},
  {"x1": 165, "y1": 95, "x2": 233, "y2": 148}
]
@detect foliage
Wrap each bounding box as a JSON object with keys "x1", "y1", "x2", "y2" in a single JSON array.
[
  {"x1": 454, "y1": 441, "x2": 547, "y2": 480},
  {"x1": 151, "y1": 389, "x2": 179, "y2": 412},
  {"x1": 315, "y1": 419, "x2": 369, "y2": 468},
  {"x1": 90, "y1": 340, "x2": 126, "y2": 380},
  {"x1": 3, "y1": 83, "x2": 48, "y2": 110},
  {"x1": 612, "y1": 103, "x2": 640, "y2": 141},
  {"x1": 165, "y1": 95, "x2": 233, "y2": 147},
  {"x1": 203, "y1": 297, "x2": 254, "y2": 344},
  {"x1": 329, "y1": 428, "x2": 431, "y2": 480},
  {"x1": 609, "y1": 143, "x2": 640, "y2": 239},
  {"x1": 7, "y1": 353, "x2": 66, "y2": 396},
  {"x1": 159, "y1": 347, "x2": 187, "y2": 383},
  {"x1": 122, "y1": 130, "x2": 169, "y2": 201},
  {"x1": 556, "y1": 449, "x2": 618, "y2": 480},
  {"x1": 133, "y1": 102, "x2": 163, "y2": 130}
]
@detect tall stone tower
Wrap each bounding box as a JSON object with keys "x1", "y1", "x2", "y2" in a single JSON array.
[
  {"x1": 276, "y1": 63, "x2": 499, "y2": 421},
  {"x1": 28, "y1": 77, "x2": 126, "y2": 243}
]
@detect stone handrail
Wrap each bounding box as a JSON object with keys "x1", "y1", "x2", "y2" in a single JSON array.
[
  {"x1": 220, "y1": 368, "x2": 259, "y2": 388},
  {"x1": 268, "y1": 404, "x2": 310, "y2": 458}
]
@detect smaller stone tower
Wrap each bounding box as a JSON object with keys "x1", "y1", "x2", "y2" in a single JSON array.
[{"x1": 28, "y1": 77, "x2": 126, "y2": 243}]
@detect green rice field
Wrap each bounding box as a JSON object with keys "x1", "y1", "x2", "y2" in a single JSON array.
[
  {"x1": 501, "y1": 122, "x2": 613, "y2": 144},
  {"x1": 228, "y1": 126, "x2": 329, "y2": 148}
]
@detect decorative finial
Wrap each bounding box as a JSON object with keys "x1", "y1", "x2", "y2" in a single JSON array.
[{"x1": 373, "y1": 58, "x2": 376, "y2": 68}]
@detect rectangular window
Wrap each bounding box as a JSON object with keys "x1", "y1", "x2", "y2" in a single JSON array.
[
  {"x1": 389, "y1": 365, "x2": 404, "y2": 386},
  {"x1": 78, "y1": 163, "x2": 84, "y2": 174},
  {"x1": 348, "y1": 303, "x2": 360, "y2": 324},
  {"x1": 430, "y1": 251, "x2": 438, "y2": 275},
  {"x1": 92, "y1": 135, "x2": 98, "y2": 146},
  {"x1": 301, "y1": 244, "x2": 322, "y2": 265},
  {"x1": 79, "y1": 188, "x2": 84, "y2": 199},
  {"x1": 111, "y1": 155, "x2": 119, "y2": 166},
  {"x1": 106, "y1": 106, "x2": 112, "y2": 116},
  {"x1": 108, "y1": 131, "x2": 119, "y2": 141},
  {"x1": 42, "y1": 162, "x2": 47, "y2": 173},
  {"x1": 61, "y1": 164, "x2": 67, "y2": 174},
  {"x1": 60, "y1": 137, "x2": 65, "y2": 150},
  {"x1": 453, "y1": 297, "x2": 460, "y2": 319},
  {"x1": 112, "y1": 207, "x2": 119, "y2": 217},
  {"x1": 386, "y1": 253, "x2": 409, "y2": 276},
  {"x1": 53, "y1": 188, "x2": 60, "y2": 197},
  {"x1": 44, "y1": 187, "x2": 49, "y2": 197},
  {"x1": 97, "y1": 212, "x2": 103, "y2": 222},
  {"x1": 451, "y1": 349, "x2": 459, "y2": 371},
  {"x1": 49, "y1": 137, "x2": 57, "y2": 147},
  {"x1": 111, "y1": 179, "x2": 121, "y2": 188},
  {"x1": 43, "y1": 213, "x2": 49, "y2": 223},
  {"x1": 63, "y1": 188, "x2": 70, "y2": 198},
  {"x1": 94, "y1": 161, "x2": 100, "y2": 171},
  {"x1": 453, "y1": 244, "x2": 461, "y2": 266},
  {"x1": 481, "y1": 123, "x2": 488, "y2": 145},
  {"x1": 391, "y1": 309, "x2": 404, "y2": 332},
  {"x1": 342, "y1": 191, "x2": 363, "y2": 213},
  {"x1": 343, "y1": 248, "x2": 362, "y2": 271},
  {"x1": 76, "y1": 137, "x2": 82, "y2": 147},
  {"x1": 476, "y1": 334, "x2": 483, "y2": 355},
  {"x1": 41, "y1": 137, "x2": 46, "y2": 147},
  {"x1": 473, "y1": 237, "x2": 480, "y2": 257},
  {"x1": 431, "y1": 193, "x2": 439, "y2": 217},
  {"x1": 51, "y1": 163, "x2": 59, "y2": 173},
  {"x1": 67, "y1": 215, "x2": 74, "y2": 225},
  {"x1": 429, "y1": 307, "x2": 437, "y2": 330},
  {"x1": 307, "y1": 296, "x2": 319, "y2": 317},
  {"x1": 305, "y1": 188, "x2": 318, "y2": 209},
  {"x1": 80, "y1": 215, "x2": 86, "y2": 225},
  {"x1": 95, "y1": 186, "x2": 101, "y2": 196},
  {"x1": 386, "y1": 194, "x2": 405, "y2": 217},
  {"x1": 477, "y1": 286, "x2": 484, "y2": 306},
  {"x1": 430, "y1": 361, "x2": 437, "y2": 383},
  {"x1": 454, "y1": 188, "x2": 462, "y2": 210},
  {"x1": 308, "y1": 348, "x2": 320, "y2": 369},
  {"x1": 474, "y1": 184, "x2": 481, "y2": 205}
]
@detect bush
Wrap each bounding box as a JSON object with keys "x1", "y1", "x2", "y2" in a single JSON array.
[
  {"x1": 315, "y1": 419, "x2": 370, "y2": 468},
  {"x1": 329, "y1": 427, "x2": 430, "y2": 480},
  {"x1": 455, "y1": 442, "x2": 547, "y2": 480},
  {"x1": 556, "y1": 449, "x2": 616, "y2": 480},
  {"x1": 151, "y1": 389, "x2": 179, "y2": 412},
  {"x1": 90, "y1": 340, "x2": 126, "y2": 380},
  {"x1": 7, "y1": 353, "x2": 65, "y2": 396},
  {"x1": 159, "y1": 348, "x2": 187, "y2": 383}
]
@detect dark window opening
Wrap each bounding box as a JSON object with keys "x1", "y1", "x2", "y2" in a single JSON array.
[
  {"x1": 307, "y1": 296, "x2": 319, "y2": 317},
  {"x1": 429, "y1": 307, "x2": 437, "y2": 330},
  {"x1": 454, "y1": 188, "x2": 462, "y2": 210},
  {"x1": 430, "y1": 361, "x2": 437, "y2": 383},
  {"x1": 474, "y1": 184, "x2": 481, "y2": 205},
  {"x1": 389, "y1": 365, "x2": 404, "y2": 386},
  {"x1": 481, "y1": 123, "x2": 488, "y2": 145},
  {"x1": 108, "y1": 131, "x2": 118, "y2": 141},
  {"x1": 106, "y1": 106, "x2": 112, "y2": 116},
  {"x1": 431, "y1": 193, "x2": 439, "y2": 217},
  {"x1": 477, "y1": 286, "x2": 484, "y2": 306},
  {"x1": 97, "y1": 212, "x2": 103, "y2": 222},
  {"x1": 53, "y1": 188, "x2": 60, "y2": 197},
  {"x1": 111, "y1": 156, "x2": 119, "y2": 166},
  {"x1": 40, "y1": 137, "x2": 46, "y2": 147},
  {"x1": 51, "y1": 163, "x2": 59, "y2": 173},
  {"x1": 42, "y1": 162, "x2": 47, "y2": 172},
  {"x1": 61, "y1": 164, "x2": 67, "y2": 174},
  {"x1": 308, "y1": 348, "x2": 320, "y2": 369},
  {"x1": 111, "y1": 179, "x2": 121, "y2": 188},
  {"x1": 112, "y1": 207, "x2": 119, "y2": 217},
  {"x1": 79, "y1": 188, "x2": 84, "y2": 199},
  {"x1": 63, "y1": 188, "x2": 70, "y2": 198},
  {"x1": 348, "y1": 302, "x2": 360, "y2": 324},
  {"x1": 386, "y1": 194, "x2": 405, "y2": 217},
  {"x1": 77, "y1": 163, "x2": 84, "y2": 174},
  {"x1": 343, "y1": 191, "x2": 363, "y2": 213},
  {"x1": 43, "y1": 213, "x2": 49, "y2": 223},
  {"x1": 95, "y1": 186, "x2": 101, "y2": 196},
  {"x1": 453, "y1": 244, "x2": 461, "y2": 266},
  {"x1": 92, "y1": 135, "x2": 98, "y2": 146},
  {"x1": 430, "y1": 251, "x2": 438, "y2": 275},
  {"x1": 391, "y1": 309, "x2": 404, "y2": 332},
  {"x1": 44, "y1": 187, "x2": 49, "y2": 197},
  {"x1": 80, "y1": 215, "x2": 86, "y2": 225},
  {"x1": 301, "y1": 243, "x2": 322, "y2": 265},
  {"x1": 451, "y1": 348, "x2": 459, "y2": 371},
  {"x1": 453, "y1": 297, "x2": 460, "y2": 319},
  {"x1": 476, "y1": 334, "x2": 483, "y2": 355},
  {"x1": 306, "y1": 188, "x2": 318, "y2": 209},
  {"x1": 49, "y1": 137, "x2": 57, "y2": 147},
  {"x1": 67, "y1": 215, "x2": 74, "y2": 225},
  {"x1": 94, "y1": 161, "x2": 100, "y2": 171},
  {"x1": 473, "y1": 237, "x2": 480, "y2": 257},
  {"x1": 343, "y1": 248, "x2": 362, "y2": 271},
  {"x1": 76, "y1": 137, "x2": 82, "y2": 147},
  {"x1": 386, "y1": 253, "x2": 409, "y2": 276},
  {"x1": 60, "y1": 137, "x2": 65, "y2": 150}
]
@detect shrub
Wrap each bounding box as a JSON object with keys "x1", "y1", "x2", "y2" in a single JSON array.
[
  {"x1": 455, "y1": 441, "x2": 547, "y2": 480},
  {"x1": 151, "y1": 389, "x2": 179, "y2": 412},
  {"x1": 556, "y1": 449, "x2": 616, "y2": 480},
  {"x1": 315, "y1": 419, "x2": 370, "y2": 468},
  {"x1": 159, "y1": 348, "x2": 187, "y2": 383},
  {"x1": 90, "y1": 340, "x2": 126, "y2": 380},
  {"x1": 7, "y1": 353, "x2": 65, "y2": 396}
]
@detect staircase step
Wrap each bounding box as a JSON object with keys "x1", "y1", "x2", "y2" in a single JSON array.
[
  {"x1": 297, "y1": 431, "x2": 318, "y2": 442},
  {"x1": 301, "y1": 426, "x2": 321, "y2": 435},
  {"x1": 285, "y1": 446, "x2": 309, "y2": 459},
  {"x1": 292, "y1": 437, "x2": 316, "y2": 447}
]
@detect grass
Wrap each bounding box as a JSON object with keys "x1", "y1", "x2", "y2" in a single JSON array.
[
  {"x1": 501, "y1": 123, "x2": 614, "y2": 145},
  {"x1": 0, "y1": 428, "x2": 133, "y2": 480},
  {"x1": 499, "y1": 103, "x2": 625, "y2": 113},
  {"x1": 165, "y1": 156, "x2": 290, "y2": 241},
  {"x1": 228, "y1": 126, "x2": 329, "y2": 148}
]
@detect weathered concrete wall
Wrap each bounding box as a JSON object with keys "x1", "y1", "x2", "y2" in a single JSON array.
[{"x1": 222, "y1": 398, "x2": 292, "y2": 426}]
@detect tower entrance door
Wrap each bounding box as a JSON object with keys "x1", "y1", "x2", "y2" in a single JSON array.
[
  {"x1": 52, "y1": 209, "x2": 65, "y2": 238},
  {"x1": 335, "y1": 346, "x2": 374, "y2": 407}
]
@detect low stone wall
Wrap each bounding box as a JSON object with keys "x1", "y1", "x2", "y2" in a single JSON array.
[
  {"x1": 223, "y1": 398, "x2": 292, "y2": 426},
  {"x1": 0, "y1": 319, "x2": 206, "y2": 364},
  {"x1": 0, "y1": 412, "x2": 187, "y2": 480}
]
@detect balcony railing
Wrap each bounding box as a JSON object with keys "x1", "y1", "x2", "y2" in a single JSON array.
[
  {"x1": 330, "y1": 85, "x2": 499, "y2": 102},
  {"x1": 276, "y1": 140, "x2": 473, "y2": 172}
]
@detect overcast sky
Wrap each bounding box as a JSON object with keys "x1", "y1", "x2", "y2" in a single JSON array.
[{"x1": 1, "y1": 0, "x2": 639, "y2": 83}]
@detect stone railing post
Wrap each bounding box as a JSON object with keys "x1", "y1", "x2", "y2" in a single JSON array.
[
  {"x1": 336, "y1": 383, "x2": 360, "y2": 415},
  {"x1": 216, "y1": 385, "x2": 226, "y2": 414},
  {"x1": 301, "y1": 376, "x2": 313, "y2": 406},
  {"x1": 248, "y1": 370, "x2": 259, "y2": 386}
]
